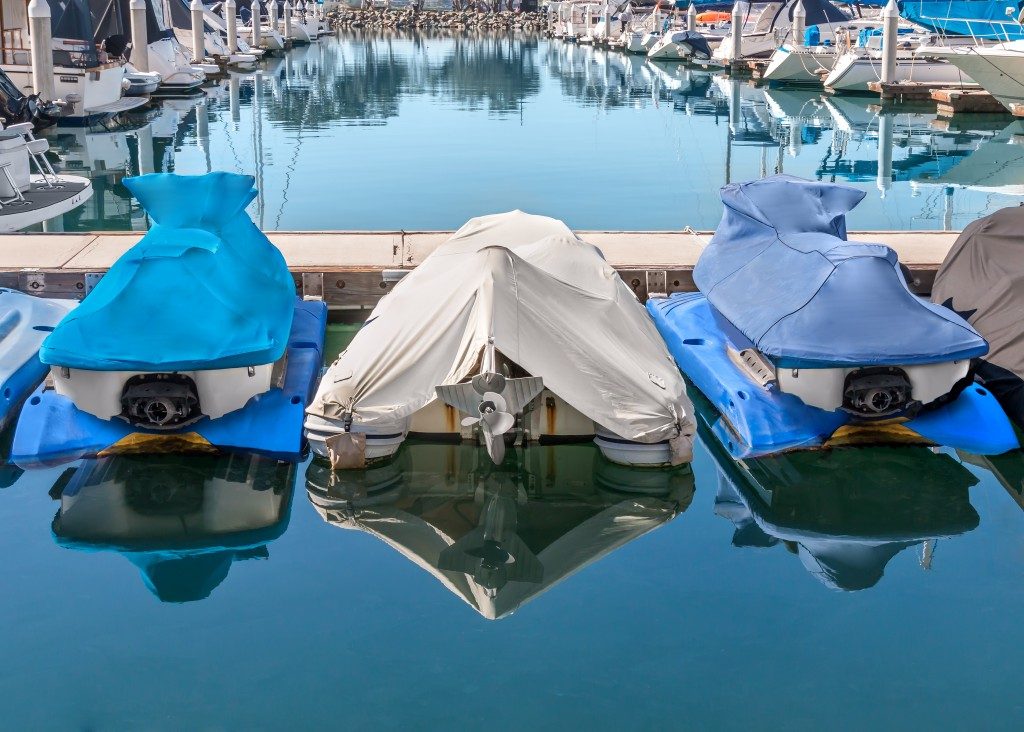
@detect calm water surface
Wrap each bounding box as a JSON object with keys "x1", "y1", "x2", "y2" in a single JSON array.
[
  {"x1": 6, "y1": 32, "x2": 1024, "y2": 730},
  {"x1": 36, "y1": 31, "x2": 1024, "y2": 232},
  {"x1": 1, "y1": 326, "x2": 1024, "y2": 728}
]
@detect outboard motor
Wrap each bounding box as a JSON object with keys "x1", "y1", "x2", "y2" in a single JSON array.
[{"x1": 121, "y1": 374, "x2": 203, "y2": 430}]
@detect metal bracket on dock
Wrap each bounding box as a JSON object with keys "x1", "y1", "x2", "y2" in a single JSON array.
[
  {"x1": 301, "y1": 272, "x2": 325, "y2": 301},
  {"x1": 21, "y1": 272, "x2": 46, "y2": 294},
  {"x1": 84, "y1": 272, "x2": 103, "y2": 296},
  {"x1": 645, "y1": 270, "x2": 668, "y2": 299}
]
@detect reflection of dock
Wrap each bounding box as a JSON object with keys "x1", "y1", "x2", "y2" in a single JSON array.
[{"x1": 0, "y1": 228, "x2": 960, "y2": 306}]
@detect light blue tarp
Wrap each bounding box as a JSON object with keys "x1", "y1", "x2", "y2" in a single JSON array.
[
  {"x1": 41, "y1": 173, "x2": 295, "y2": 371},
  {"x1": 898, "y1": 1, "x2": 1024, "y2": 40},
  {"x1": 692, "y1": 175, "x2": 988, "y2": 368}
]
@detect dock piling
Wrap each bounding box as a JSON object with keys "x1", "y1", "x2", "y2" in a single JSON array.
[
  {"x1": 881, "y1": 0, "x2": 899, "y2": 84},
  {"x1": 252, "y1": 0, "x2": 262, "y2": 47},
  {"x1": 792, "y1": 0, "x2": 805, "y2": 47},
  {"x1": 190, "y1": 0, "x2": 206, "y2": 62},
  {"x1": 28, "y1": 0, "x2": 55, "y2": 102},
  {"x1": 687, "y1": 3, "x2": 696, "y2": 32},
  {"x1": 225, "y1": 0, "x2": 238, "y2": 54},
  {"x1": 129, "y1": 0, "x2": 149, "y2": 72},
  {"x1": 730, "y1": 3, "x2": 743, "y2": 63}
]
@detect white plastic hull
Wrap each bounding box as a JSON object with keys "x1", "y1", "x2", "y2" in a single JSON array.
[
  {"x1": 0, "y1": 64, "x2": 133, "y2": 123},
  {"x1": 825, "y1": 53, "x2": 969, "y2": 92},
  {"x1": 0, "y1": 175, "x2": 93, "y2": 232},
  {"x1": 762, "y1": 45, "x2": 839, "y2": 83}
]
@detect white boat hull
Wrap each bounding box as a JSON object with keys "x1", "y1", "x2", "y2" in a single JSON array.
[
  {"x1": 0, "y1": 176, "x2": 93, "y2": 232},
  {"x1": 762, "y1": 45, "x2": 839, "y2": 84},
  {"x1": 924, "y1": 42, "x2": 1024, "y2": 108},
  {"x1": 825, "y1": 52, "x2": 971, "y2": 92},
  {"x1": 1, "y1": 64, "x2": 133, "y2": 123}
]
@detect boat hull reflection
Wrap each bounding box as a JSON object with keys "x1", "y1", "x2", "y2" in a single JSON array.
[
  {"x1": 307, "y1": 442, "x2": 694, "y2": 619},
  {"x1": 51, "y1": 453, "x2": 296, "y2": 602}
]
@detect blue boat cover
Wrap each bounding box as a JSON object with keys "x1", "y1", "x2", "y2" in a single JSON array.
[
  {"x1": 899, "y1": 1, "x2": 1024, "y2": 41},
  {"x1": 692, "y1": 175, "x2": 988, "y2": 368},
  {"x1": 40, "y1": 173, "x2": 295, "y2": 371}
]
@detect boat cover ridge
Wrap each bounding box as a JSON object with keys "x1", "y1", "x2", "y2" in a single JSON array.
[{"x1": 694, "y1": 175, "x2": 988, "y2": 367}]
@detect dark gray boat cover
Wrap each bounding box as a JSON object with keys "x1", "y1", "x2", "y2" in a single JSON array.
[
  {"x1": 693, "y1": 175, "x2": 988, "y2": 368},
  {"x1": 932, "y1": 205, "x2": 1024, "y2": 423}
]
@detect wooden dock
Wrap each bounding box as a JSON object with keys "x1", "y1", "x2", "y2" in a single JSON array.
[
  {"x1": 866, "y1": 81, "x2": 1007, "y2": 114},
  {"x1": 0, "y1": 229, "x2": 960, "y2": 309}
]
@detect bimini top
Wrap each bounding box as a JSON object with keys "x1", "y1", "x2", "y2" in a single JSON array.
[
  {"x1": 41, "y1": 173, "x2": 295, "y2": 371},
  {"x1": 692, "y1": 175, "x2": 987, "y2": 368}
]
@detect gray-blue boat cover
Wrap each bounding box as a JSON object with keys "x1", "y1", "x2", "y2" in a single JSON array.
[{"x1": 692, "y1": 175, "x2": 988, "y2": 368}]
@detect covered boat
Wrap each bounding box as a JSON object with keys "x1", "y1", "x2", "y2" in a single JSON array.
[
  {"x1": 305, "y1": 210, "x2": 696, "y2": 469},
  {"x1": 647, "y1": 175, "x2": 1018, "y2": 458},
  {"x1": 12, "y1": 172, "x2": 327, "y2": 467},
  {"x1": 932, "y1": 205, "x2": 1024, "y2": 429},
  {"x1": 712, "y1": 0, "x2": 849, "y2": 63},
  {"x1": 307, "y1": 442, "x2": 692, "y2": 620},
  {"x1": 51, "y1": 453, "x2": 294, "y2": 603}
]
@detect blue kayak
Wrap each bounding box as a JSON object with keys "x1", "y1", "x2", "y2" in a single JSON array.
[
  {"x1": 11, "y1": 299, "x2": 326, "y2": 468},
  {"x1": 648, "y1": 292, "x2": 1019, "y2": 458},
  {"x1": 0, "y1": 289, "x2": 75, "y2": 432}
]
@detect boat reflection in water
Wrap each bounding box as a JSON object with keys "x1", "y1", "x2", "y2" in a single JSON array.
[
  {"x1": 697, "y1": 396, "x2": 980, "y2": 591},
  {"x1": 50, "y1": 454, "x2": 295, "y2": 603},
  {"x1": 307, "y1": 443, "x2": 694, "y2": 619}
]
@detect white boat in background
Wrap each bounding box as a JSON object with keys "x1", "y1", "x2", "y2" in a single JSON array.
[
  {"x1": 305, "y1": 211, "x2": 696, "y2": 470},
  {"x1": 924, "y1": 41, "x2": 1024, "y2": 110},
  {"x1": 824, "y1": 46, "x2": 972, "y2": 91},
  {"x1": 0, "y1": 122, "x2": 92, "y2": 230},
  {"x1": 647, "y1": 30, "x2": 716, "y2": 61},
  {"x1": 712, "y1": 0, "x2": 850, "y2": 64},
  {"x1": 0, "y1": 0, "x2": 144, "y2": 125}
]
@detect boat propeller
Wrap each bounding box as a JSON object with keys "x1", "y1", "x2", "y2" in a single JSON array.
[{"x1": 435, "y1": 372, "x2": 544, "y2": 466}]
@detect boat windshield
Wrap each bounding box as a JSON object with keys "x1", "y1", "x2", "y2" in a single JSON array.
[{"x1": 49, "y1": 0, "x2": 101, "y2": 67}]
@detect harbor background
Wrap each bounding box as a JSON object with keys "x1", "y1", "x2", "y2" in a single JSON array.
[{"x1": 32, "y1": 31, "x2": 1024, "y2": 234}]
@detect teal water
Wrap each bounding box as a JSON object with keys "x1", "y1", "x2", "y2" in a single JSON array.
[
  {"x1": 37, "y1": 32, "x2": 1024, "y2": 233},
  {"x1": 1, "y1": 326, "x2": 1024, "y2": 728},
  {"x1": 9, "y1": 32, "x2": 1024, "y2": 729}
]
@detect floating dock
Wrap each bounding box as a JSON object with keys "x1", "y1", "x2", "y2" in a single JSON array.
[{"x1": 0, "y1": 230, "x2": 959, "y2": 309}]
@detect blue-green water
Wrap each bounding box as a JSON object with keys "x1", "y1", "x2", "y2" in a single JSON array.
[
  {"x1": 39, "y1": 31, "x2": 1024, "y2": 233},
  {"x1": 1, "y1": 326, "x2": 1024, "y2": 728},
  {"x1": 9, "y1": 32, "x2": 1024, "y2": 729}
]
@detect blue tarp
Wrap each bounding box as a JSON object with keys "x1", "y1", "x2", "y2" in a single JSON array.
[
  {"x1": 899, "y1": 1, "x2": 1024, "y2": 40},
  {"x1": 40, "y1": 173, "x2": 296, "y2": 371},
  {"x1": 692, "y1": 175, "x2": 988, "y2": 368}
]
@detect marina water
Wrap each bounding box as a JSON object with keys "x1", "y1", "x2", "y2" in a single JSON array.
[
  {"x1": 37, "y1": 32, "x2": 1024, "y2": 233},
  {"x1": 4, "y1": 31, "x2": 1024, "y2": 729}
]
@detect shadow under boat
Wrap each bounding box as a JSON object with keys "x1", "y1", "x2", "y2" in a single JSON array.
[
  {"x1": 307, "y1": 442, "x2": 694, "y2": 620},
  {"x1": 50, "y1": 453, "x2": 295, "y2": 603},
  {"x1": 695, "y1": 393, "x2": 980, "y2": 591}
]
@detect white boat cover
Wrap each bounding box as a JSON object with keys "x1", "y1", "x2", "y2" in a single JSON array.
[{"x1": 307, "y1": 211, "x2": 695, "y2": 456}]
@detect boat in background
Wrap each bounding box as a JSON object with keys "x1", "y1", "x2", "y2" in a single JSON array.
[
  {"x1": 932, "y1": 205, "x2": 1024, "y2": 430},
  {"x1": 51, "y1": 453, "x2": 294, "y2": 603},
  {"x1": 0, "y1": 0, "x2": 146, "y2": 125},
  {"x1": 305, "y1": 210, "x2": 696, "y2": 470},
  {"x1": 12, "y1": 172, "x2": 327, "y2": 468},
  {"x1": 307, "y1": 442, "x2": 693, "y2": 620},
  {"x1": 712, "y1": 0, "x2": 850, "y2": 64},
  {"x1": 647, "y1": 175, "x2": 1019, "y2": 458},
  {"x1": 0, "y1": 122, "x2": 93, "y2": 230},
  {"x1": 647, "y1": 29, "x2": 715, "y2": 60}
]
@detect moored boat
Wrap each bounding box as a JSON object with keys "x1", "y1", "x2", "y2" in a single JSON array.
[
  {"x1": 305, "y1": 210, "x2": 696, "y2": 470},
  {"x1": 11, "y1": 172, "x2": 327, "y2": 468},
  {"x1": 646, "y1": 175, "x2": 1019, "y2": 458},
  {"x1": 932, "y1": 205, "x2": 1024, "y2": 430}
]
